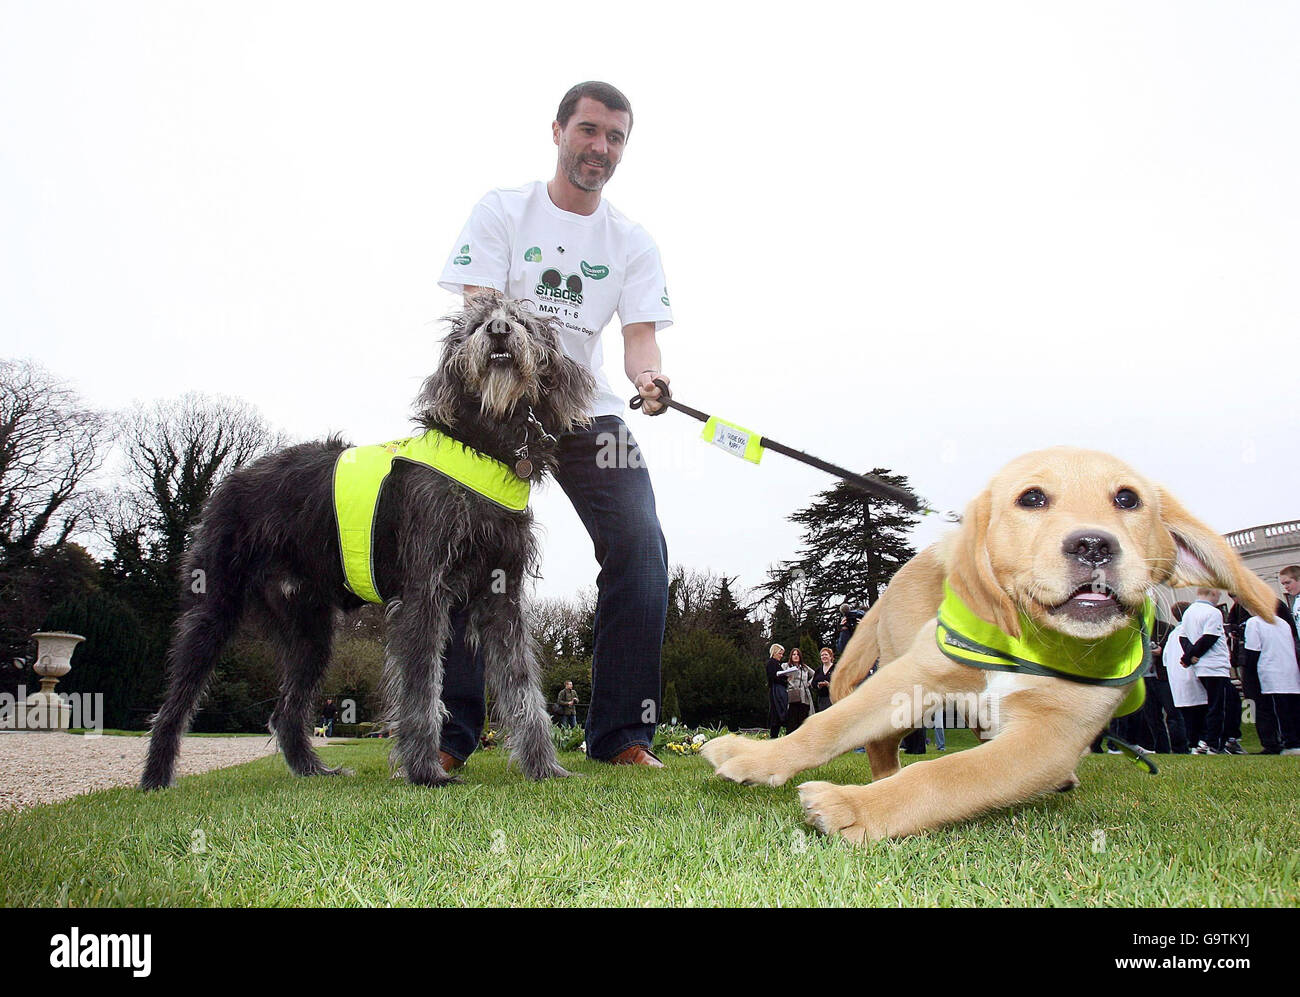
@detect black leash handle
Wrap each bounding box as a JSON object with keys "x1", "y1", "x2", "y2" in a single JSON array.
[{"x1": 630, "y1": 378, "x2": 922, "y2": 512}]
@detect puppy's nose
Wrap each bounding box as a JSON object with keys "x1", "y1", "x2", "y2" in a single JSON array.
[
  {"x1": 1062, "y1": 530, "x2": 1118, "y2": 566},
  {"x1": 488, "y1": 319, "x2": 512, "y2": 337}
]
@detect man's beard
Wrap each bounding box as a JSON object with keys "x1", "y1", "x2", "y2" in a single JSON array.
[{"x1": 561, "y1": 146, "x2": 615, "y2": 192}]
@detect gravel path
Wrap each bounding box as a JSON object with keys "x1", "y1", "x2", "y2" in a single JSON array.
[{"x1": 0, "y1": 731, "x2": 286, "y2": 811}]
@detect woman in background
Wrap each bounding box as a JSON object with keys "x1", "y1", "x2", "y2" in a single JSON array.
[{"x1": 786, "y1": 648, "x2": 815, "y2": 732}]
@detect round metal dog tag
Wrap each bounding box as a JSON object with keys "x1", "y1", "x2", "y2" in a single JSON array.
[{"x1": 514, "y1": 458, "x2": 533, "y2": 479}]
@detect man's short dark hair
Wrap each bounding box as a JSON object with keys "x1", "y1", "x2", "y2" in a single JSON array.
[
  {"x1": 1281, "y1": 565, "x2": 1300, "y2": 582},
  {"x1": 557, "y1": 81, "x2": 633, "y2": 132}
]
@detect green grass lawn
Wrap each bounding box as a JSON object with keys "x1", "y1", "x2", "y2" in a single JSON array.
[{"x1": 2, "y1": 730, "x2": 1297, "y2": 907}]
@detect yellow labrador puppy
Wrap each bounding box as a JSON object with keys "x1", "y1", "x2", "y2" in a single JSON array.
[{"x1": 702, "y1": 447, "x2": 1275, "y2": 843}]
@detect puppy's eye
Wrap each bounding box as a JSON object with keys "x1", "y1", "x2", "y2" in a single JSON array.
[
  {"x1": 1017, "y1": 488, "x2": 1048, "y2": 509},
  {"x1": 1114, "y1": 488, "x2": 1141, "y2": 510}
]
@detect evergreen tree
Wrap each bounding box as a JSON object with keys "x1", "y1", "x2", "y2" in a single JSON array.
[
  {"x1": 767, "y1": 597, "x2": 797, "y2": 649},
  {"x1": 760, "y1": 469, "x2": 919, "y2": 623},
  {"x1": 708, "y1": 576, "x2": 751, "y2": 651},
  {"x1": 662, "y1": 680, "x2": 681, "y2": 725}
]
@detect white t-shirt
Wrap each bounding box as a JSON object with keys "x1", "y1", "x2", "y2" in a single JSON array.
[
  {"x1": 1165, "y1": 623, "x2": 1208, "y2": 708},
  {"x1": 1244, "y1": 615, "x2": 1300, "y2": 695},
  {"x1": 1180, "y1": 600, "x2": 1232, "y2": 678},
  {"x1": 438, "y1": 181, "x2": 674, "y2": 418}
]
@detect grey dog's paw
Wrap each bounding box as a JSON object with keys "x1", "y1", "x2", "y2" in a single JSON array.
[{"x1": 531, "y1": 763, "x2": 577, "y2": 780}]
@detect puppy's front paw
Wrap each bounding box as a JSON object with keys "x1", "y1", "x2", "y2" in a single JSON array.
[
  {"x1": 700, "y1": 734, "x2": 791, "y2": 787},
  {"x1": 798, "y1": 781, "x2": 882, "y2": 845}
]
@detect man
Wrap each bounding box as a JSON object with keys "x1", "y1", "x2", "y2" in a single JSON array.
[
  {"x1": 834, "y1": 605, "x2": 865, "y2": 658},
  {"x1": 321, "y1": 697, "x2": 338, "y2": 738},
  {"x1": 1180, "y1": 588, "x2": 1240, "y2": 754},
  {"x1": 436, "y1": 82, "x2": 672, "y2": 768},
  {"x1": 557, "y1": 681, "x2": 579, "y2": 729},
  {"x1": 1280, "y1": 566, "x2": 1300, "y2": 617}
]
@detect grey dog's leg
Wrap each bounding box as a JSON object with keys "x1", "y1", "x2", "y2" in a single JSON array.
[
  {"x1": 477, "y1": 602, "x2": 572, "y2": 780},
  {"x1": 142, "y1": 594, "x2": 241, "y2": 790},
  {"x1": 386, "y1": 597, "x2": 457, "y2": 786},
  {"x1": 267, "y1": 598, "x2": 346, "y2": 777}
]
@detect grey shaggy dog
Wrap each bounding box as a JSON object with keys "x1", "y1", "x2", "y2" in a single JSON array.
[{"x1": 141, "y1": 293, "x2": 595, "y2": 790}]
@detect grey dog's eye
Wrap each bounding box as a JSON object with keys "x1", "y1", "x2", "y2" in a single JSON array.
[
  {"x1": 1114, "y1": 487, "x2": 1141, "y2": 510},
  {"x1": 1017, "y1": 488, "x2": 1048, "y2": 509}
]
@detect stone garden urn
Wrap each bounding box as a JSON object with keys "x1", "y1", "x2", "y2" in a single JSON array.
[{"x1": 24, "y1": 631, "x2": 84, "y2": 730}]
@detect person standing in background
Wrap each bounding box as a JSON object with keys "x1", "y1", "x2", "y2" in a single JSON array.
[
  {"x1": 1280, "y1": 566, "x2": 1300, "y2": 616},
  {"x1": 1166, "y1": 602, "x2": 1207, "y2": 752},
  {"x1": 785, "y1": 648, "x2": 815, "y2": 732},
  {"x1": 1141, "y1": 611, "x2": 1188, "y2": 753},
  {"x1": 1180, "y1": 589, "x2": 1238, "y2": 754},
  {"x1": 812, "y1": 647, "x2": 836, "y2": 713},
  {"x1": 557, "y1": 681, "x2": 580, "y2": 729},
  {"x1": 1243, "y1": 601, "x2": 1300, "y2": 754},
  {"x1": 766, "y1": 644, "x2": 793, "y2": 740}
]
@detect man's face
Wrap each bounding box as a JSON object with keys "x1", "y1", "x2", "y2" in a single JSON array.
[
  {"x1": 1281, "y1": 573, "x2": 1300, "y2": 598},
  {"x1": 553, "y1": 97, "x2": 629, "y2": 193}
]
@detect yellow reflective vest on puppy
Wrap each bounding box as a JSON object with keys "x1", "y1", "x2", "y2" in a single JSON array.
[
  {"x1": 333, "y1": 430, "x2": 530, "y2": 604},
  {"x1": 935, "y1": 581, "x2": 1153, "y2": 718}
]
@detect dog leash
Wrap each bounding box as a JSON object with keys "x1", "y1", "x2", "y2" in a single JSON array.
[
  {"x1": 630, "y1": 378, "x2": 955, "y2": 517},
  {"x1": 1102, "y1": 734, "x2": 1159, "y2": 775}
]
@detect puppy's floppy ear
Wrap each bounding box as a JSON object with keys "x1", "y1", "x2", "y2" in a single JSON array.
[
  {"x1": 1155, "y1": 485, "x2": 1276, "y2": 621},
  {"x1": 945, "y1": 487, "x2": 1021, "y2": 637}
]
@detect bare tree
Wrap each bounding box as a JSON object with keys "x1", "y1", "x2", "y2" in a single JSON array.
[
  {"x1": 750, "y1": 561, "x2": 814, "y2": 620},
  {"x1": 104, "y1": 393, "x2": 287, "y2": 625},
  {"x1": 124, "y1": 393, "x2": 286, "y2": 559},
  {"x1": 0, "y1": 359, "x2": 110, "y2": 563},
  {"x1": 667, "y1": 565, "x2": 722, "y2": 628},
  {"x1": 527, "y1": 588, "x2": 597, "y2": 660}
]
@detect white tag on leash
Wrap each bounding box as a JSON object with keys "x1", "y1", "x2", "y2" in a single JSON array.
[{"x1": 701, "y1": 416, "x2": 764, "y2": 464}]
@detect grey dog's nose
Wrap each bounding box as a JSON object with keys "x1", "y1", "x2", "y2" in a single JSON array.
[
  {"x1": 1062, "y1": 530, "x2": 1118, "y2": 566},
  {"x1": 488, "y1": 319, "x2": 512, "y2": 337}
]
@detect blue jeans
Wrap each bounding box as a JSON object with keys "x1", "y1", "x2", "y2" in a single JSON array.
[{"x1": 439, "y1": 416, "x2": 669, "y2": 762}]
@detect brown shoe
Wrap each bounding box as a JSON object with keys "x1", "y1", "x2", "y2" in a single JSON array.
[
  {"x1": 604, "y1": 744, "x2": 664, "y2": 768},
  {"x1": 438, "y1": 750, "x2": 464, "y2": 772}
]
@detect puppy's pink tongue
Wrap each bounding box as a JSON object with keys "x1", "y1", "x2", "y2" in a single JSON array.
[{"x1": 1074, "y1": 591, "x2": 1112, "y2": 602}]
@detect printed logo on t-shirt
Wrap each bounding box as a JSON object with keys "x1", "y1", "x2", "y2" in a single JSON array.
[
  {"x1": 524, "y1": 246, "x2": 542, "y2": 262},
  {"x1": 536, "y1": 268, "x2": 583, "y2": 305},
  {"x1": 661, "y1": 285, "x2": 670, "y2": 307},
  {"x1": 453, "y1": 244, "x2": 471, "y2": 265},
  {"x1": 580, "y1": 260, "x2": 609, "y2": 280}
]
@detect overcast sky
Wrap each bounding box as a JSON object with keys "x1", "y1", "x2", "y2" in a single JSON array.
[{"x1": 3, "y1": 1, "x2": 1297, "y2": 607}]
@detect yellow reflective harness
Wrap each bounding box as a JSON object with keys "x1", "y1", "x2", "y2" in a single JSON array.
[
  {"x1": 333, "y1": 430, "x2": 530, "y2": 604},
  {"x1": 935, "y1": 581, "x2": 1154, "y2": 719}
]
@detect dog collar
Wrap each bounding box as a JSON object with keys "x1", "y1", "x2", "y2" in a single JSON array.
[
  {"x1": 334, "y1": 429, "x2": 529, "y2": 604},
  {"x1": 935, "y1": 581, "x2": 1153, "y2": 716}
]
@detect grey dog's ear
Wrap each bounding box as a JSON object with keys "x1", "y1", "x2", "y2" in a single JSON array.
[{"x1": 537, "y1": 347, "x2": 595, "y2": 433}]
